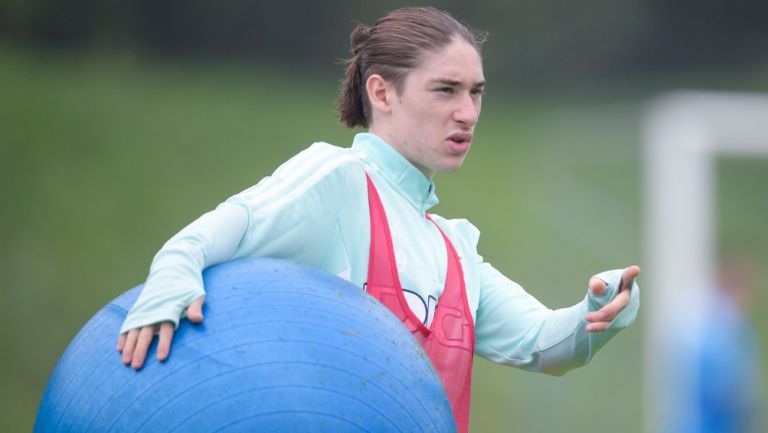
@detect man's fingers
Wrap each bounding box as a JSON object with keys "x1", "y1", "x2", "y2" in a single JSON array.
[
  {"x1": 186, "y1": 296, "x2": 205, "y2": 323},
  {"x1": 588, "y1": 277, "x2": 607, "y2": 296},
  {"x1": 602, "y1": 289, "x2": 632, "y2": 319},
  {"x1": 131, "y1": 326, "x2": 157, "y2": 370},
  {"x1": 157, "y1": 322, "x2": 174, "y2": 361},
  {"x1": 620, "y1": 265, "x2": 641, "y2": 292},
  {"x1": 585, "y1": 265, "x2": 640, "y2": 332},
  {"x1": 590, "y1": 265, "x2": 640, "y2": 296},
  {"x1": 586, "y1": 289, "x2": 631, "y2": 327},
  {"x1": 585, "y1": 309, "x2": 608, "y2": 323},
  {"x1": 586, "y1": 321, "x2": 610, "y2": 333},
  {"x1": 120, "y1": 297, "x2": 204, "y2": 368},
  {"x1": 586, "y1": 296, "x2": 625, "y2": 332},
  {"x1": 117, "y1": 332, "x2": 127, "y2": 352},
  {"x1": 121, "y1": 329, "x2": 139, "y2": 365}
]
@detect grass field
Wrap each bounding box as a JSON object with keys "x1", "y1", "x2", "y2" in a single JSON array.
[{"x1": 1, "y1": 45, "x2": 766, "y2": 432}]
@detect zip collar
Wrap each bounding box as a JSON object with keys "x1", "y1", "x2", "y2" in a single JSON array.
[{"x1": 352, "y1": 133, "x2": 439, "y2": 213}]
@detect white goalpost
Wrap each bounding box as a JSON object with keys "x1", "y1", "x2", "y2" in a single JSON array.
[{"x1": 643, "y1": 91, "x2": 768, "y2": 433}]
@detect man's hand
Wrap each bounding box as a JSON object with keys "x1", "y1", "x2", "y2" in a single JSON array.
[
  {"x1": 585, "y1": 265, "x2": 640, "y2": 332},
  {"x1": 117, "y1": 296, "x2": 205, "y2": 370}
]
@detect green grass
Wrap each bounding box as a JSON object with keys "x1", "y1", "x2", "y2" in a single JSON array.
[{"x1": 1, "y1": 46, "x2": 765, "y2": 432}]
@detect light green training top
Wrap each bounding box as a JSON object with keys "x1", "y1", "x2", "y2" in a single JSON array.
[{"x1": 121, "y1": 132, "x2": 639, "y2": 375}]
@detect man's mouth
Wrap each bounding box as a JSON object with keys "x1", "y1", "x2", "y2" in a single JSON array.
[{"x1": 446, "y1": 132, "x2": 473, "y2": 153}]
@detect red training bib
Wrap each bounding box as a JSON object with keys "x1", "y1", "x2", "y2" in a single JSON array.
[{"x1": 364, "y1": 174, "x2": 475, "y2": 433}]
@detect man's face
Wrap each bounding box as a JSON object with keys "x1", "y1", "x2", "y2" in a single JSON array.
[{"x1": 384, "y1": 37, "x2": 485, "y2": 178}]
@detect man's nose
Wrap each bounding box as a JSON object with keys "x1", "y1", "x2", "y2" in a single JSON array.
[{"x1": 453, "y1": 93, "x2": 480, "y2": 127}]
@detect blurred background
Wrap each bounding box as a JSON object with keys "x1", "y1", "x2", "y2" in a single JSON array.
[{"x1": 1, "y1": 0, "x2": 767, "y2": 431}]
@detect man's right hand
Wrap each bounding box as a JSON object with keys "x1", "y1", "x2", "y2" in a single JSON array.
[{"x1": 117, "y1": 296, "x2": 205, "y2": 370}]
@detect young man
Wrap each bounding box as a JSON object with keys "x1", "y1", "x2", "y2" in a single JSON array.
[{"x1": 118, "y1": 7, "x2": 640, "y2": 433}]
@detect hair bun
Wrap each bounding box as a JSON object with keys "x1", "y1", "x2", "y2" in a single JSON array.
[{"x1": 350, "y1": 24, "x2": 371, "y2": 55}]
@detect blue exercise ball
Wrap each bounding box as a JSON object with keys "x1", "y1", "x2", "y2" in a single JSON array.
[{"x1": 35, "y1": 258, "x2": 455, "y2": 433}]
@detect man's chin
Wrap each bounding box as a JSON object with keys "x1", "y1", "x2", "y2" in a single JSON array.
[{"x1": 434, "y1": 161, "x2": 466, "y2": 175}]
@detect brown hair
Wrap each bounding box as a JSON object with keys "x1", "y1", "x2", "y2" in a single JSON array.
[{"x1": 337, "y1": 7, "x2": 485, "y2": 129}]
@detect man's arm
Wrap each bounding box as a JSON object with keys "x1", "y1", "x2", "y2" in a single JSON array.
[
  {"x1": 118, "y1": 202, "x2": 249, "y2": 369},
  {"x1": 117, "y1": 142, "x2": 362, "y2": 370},
  {"x1": 474, "y1": 263, "x2": 640, "y2": 375}
]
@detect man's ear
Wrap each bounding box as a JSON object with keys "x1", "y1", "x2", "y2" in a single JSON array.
[{"x1": 365, "y1": 74, "x2": 393, "y2": 115}]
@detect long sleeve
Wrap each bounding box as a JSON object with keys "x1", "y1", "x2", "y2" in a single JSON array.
[
  {"x1": 120, "y1": 142, "x2": 362, "y2": 333},
  {"x1": 119, "y1": 203, "x2": 249, "y2": 333},
  {"x1": 473, "y1": 264, "x2": 640, "y2": 375}
]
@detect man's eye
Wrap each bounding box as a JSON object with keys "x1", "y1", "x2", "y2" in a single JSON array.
[{"x1": 437, "y1": 87, "x2": 456, "y2": 94}]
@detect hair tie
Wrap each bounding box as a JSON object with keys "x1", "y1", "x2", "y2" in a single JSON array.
[{"x1": 350, "y1": 25, "x2": 370, "y2": 55}]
